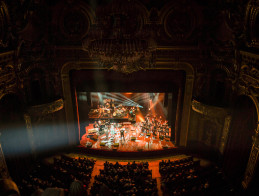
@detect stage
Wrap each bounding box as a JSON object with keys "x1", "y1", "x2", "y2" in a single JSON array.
[
  {"x1": 77, "y1": 93, "x2": 176, "y2": 152},
  {"x1": 80, "y1": 122, "x2": 175, "y2": 152}
]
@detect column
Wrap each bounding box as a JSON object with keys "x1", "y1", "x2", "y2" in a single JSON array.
[
  {"x1": 242, "y1": 133, "x2": 259, "y2": 189},
  {"x1": 62, "y1": 73, "x2": 77, "y2": 145}
]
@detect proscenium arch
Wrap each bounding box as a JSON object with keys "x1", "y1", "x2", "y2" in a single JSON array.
[
  {"x1": 247, "y1": 94, "x2": 259, "y2": 132},
  {"x1": 236, "y1": 90, "x2": 259, "y2": 133},
  {"x1": 61, "y1": 61, "x2": 194, "y2": 146},
  {"x1": 233, "y1": 93, "x2": 259, "y2": 189}
]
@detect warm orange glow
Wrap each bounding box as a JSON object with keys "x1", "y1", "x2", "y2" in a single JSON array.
[
  {"x1": 124, "y1": 92, "x2": 133, "y2": 98},
  {"x1": 136, "y1": 114, "x2": 145, "y2": 122}
]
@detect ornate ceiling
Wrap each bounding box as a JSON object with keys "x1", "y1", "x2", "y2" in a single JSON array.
[{"x1": 0, "y1": 0, "x2": 257, "y2": 104}]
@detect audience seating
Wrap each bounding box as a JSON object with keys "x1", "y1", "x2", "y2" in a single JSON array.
[
  {"x1": 159, "y1": 156, "x2": 232, "y2": 195},
  {"x1": 16, "y1": 155, "x2": 95, "y2": 196},
  {"x1": 7, "y1": 155, "x2": 234, "y2": 196},
  {"x1": 90, "y1": 161, "x2": 158, "y2": 196}
]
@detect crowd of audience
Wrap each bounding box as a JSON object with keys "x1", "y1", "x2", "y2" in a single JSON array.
[
  {"x1": 159, "y1": 156, "x2": 231, "y2": 195},
  {"x1": 1, "y1": 155, "x2": 235, "y2": 196},
  {"x1": 90, "y1": 161, "x2": 158, "y2": 196},
  {"x1": 16, "y1": 155, "x2": 95, "y2": 196}
]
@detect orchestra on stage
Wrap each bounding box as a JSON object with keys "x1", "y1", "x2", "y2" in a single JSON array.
[
  {"x1": 82, "y1": 98, "x2": 173, "y2": 151},
  {"x1": 88, "y1": 98, "x2": 137, "y2": 121}
]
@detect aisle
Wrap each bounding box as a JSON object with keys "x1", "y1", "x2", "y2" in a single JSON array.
[
  {"x1": 87, "y1": 160, "x2": 105, "y2": 195},
  {"x1": 78, "y1": 154, "x2": 190, "y2": 196},
  {"x1": 87, "y1": 159, "x2": 164, "y2": 196}
]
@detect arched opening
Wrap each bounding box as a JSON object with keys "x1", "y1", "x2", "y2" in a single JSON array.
[
  {"x1": 223, "y1": 95, "x2": 257, "y2": 187},
  {"x1": 69, "y1": 69, "x2": 186, "y2": 151},
  {"x1": 61, "y1": 61, "x2": 194, "y2": 150}
]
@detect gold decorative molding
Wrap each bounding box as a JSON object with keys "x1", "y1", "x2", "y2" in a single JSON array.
[
  {"x1": 219, "y1": 115, "x2": 232, "y2": 154},
  {"x1": 59, "y1": 2, "x2": 93, "y2": 41},
  {"x1": 0, "y1": 51, "x2": 14, "y2": 65},
  {"x1": 0, "y1": 1, "x2": 10, "y2": 47},
  {"x1": 239, "y1": 63, "x2": 259, "y2": 96},
  {"x1": 27, "y1": 99, "x2": 64, "y2": 116},
  {"x1": 191, "y1": 100, "x2": 231, "y2": 153},
  {"x1": 239, "y1": 94, "x2": 259, "y2": 189},
  {"x1": 61, "y1": 61, "x2": 194, "y2": 146},
  {"x1": 0, "y1": 83, "x2": 17, "y2": 100},
  {"x1": 192, "y1": 100, "x2": 229, "y2": 117},
  {"x1": 242, "y1": 144, "x2": 259, "y2": 189},
  {"x1": 245, "y1": 0, "x2": 259, "y2": 48},
  {"x1": 0, "y1": 51, "x2": 17, "y2": 100},
  {"x1": 240, "y1": 51, "x2": 259, "y2": 66}
]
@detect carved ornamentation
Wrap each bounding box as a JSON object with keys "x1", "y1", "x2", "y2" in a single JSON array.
[
  {"x1": 60, "y1": 5, "x2": 91, "y2": 40},
  {"x1": 191, "y1": 100, "x2": 231, "y2": 152},
  {"x1": 242, "y1": 145, "x2": 259, "y2": 188},
  {"x1": 224, "y1": 2, "x2": 246, "y2": 48},
  {"x1": 239, "y1": 63, "x2": 259, "y2": 96},
  {"x1": 192, "y1": 100, "x2": 229, "y2": 118},
  {"x1": 240, "y1": 50, "x2": 259, "y2": 66},
  {"x1": 0, "y1": 1, "x2": 10, "y2": 47},
  {"x1": 219, "y1": 115, "x2": 232, "y2": 154},
  {"x1": 27, "y1": 99, "x2": 64, "y2": 116},
  {"x1": 245, "y1": 0, "x2": 259, "y2": 48},
  {"x1": 82, "y1": 0, "x2": 156, "y2": 74},
  {"x1": 0, "y1": 51, "x2": 17, "y2": 100},
  {"x1": 164, "y1": 5, "x2": 196, "y2": 40}
]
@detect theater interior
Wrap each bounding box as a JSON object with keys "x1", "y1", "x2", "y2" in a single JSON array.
[{"x1": 0, "y1": 0, "x2": 259, "y2": 195}]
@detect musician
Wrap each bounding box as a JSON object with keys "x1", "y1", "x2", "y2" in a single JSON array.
[
  {"x1": 120, "y1": 128, "x2": 125, "y2": 141},
  {"x1": 111, "y1": 99, "x2": 115, "y2": 110},
  {"x1": 93, "y1": 121, "x2": 99, "y2": 129},
  {"x1": 110, "y1": 124, "x2": 116, "y2": 136},
  {"x1": 105, "y1": 101, "x2": 110, "y2": 109},
  {"x1": 99, "y1": 105, "x2": 104, "y2": 117},
  {"x1": 104, "y1": 125, "x2": 109, "y2": 140},
  {"x1": 141, "y1": 122, "x2": 146, "y2": 132},
  {"x1": 165, "y1": 125, "x2": 170, "y2": 137},
  {"x1": 98, "y1": 120, "x2": 105, "y2": 134},
  {"x1": 152, "y1": 125, "x2": 157, "y2": 136},
  {"x1": 158, "y1": 127, "x2": 163, "y2": 138}
]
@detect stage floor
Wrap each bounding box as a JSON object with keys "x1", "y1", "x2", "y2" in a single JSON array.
[{"x1": 80, "y1": 123, "x2": 175, "y2": 151}]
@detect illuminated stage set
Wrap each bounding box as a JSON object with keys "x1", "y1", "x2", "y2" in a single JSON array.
[
  {"x1": 79, "y1": 92, "x2": 174, "y2": 151},
  {"x1": 72, "y1": 69, "x2": 185, "y2": 152}
]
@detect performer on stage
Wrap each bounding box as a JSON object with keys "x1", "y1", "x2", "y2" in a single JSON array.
[
  {"x1": 93, "y1": 121, "x2": 99, "y2": 129},
  {"x1": 120, "y1": 128, "x2": 125, "y2": 141},
  {"x1": 104, "y1": 125, "x2": 109, "y2": 140},
  {"x1": 110, "y1": 124, "x2": 116, "y2": 137}
]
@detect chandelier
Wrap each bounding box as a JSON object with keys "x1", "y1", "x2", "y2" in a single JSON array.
[{"x1": 82, "y1": 0, "x2": 156, "y2": 74}]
